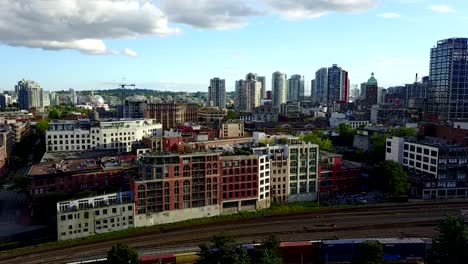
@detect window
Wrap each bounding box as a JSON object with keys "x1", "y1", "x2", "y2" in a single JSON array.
[
  {"x1": 67, "y1": 214, "x2": 73, "y2": 220},
  {"x1": 103, "y1": 209, "x2": 107, "y2": 215},
  {"x1": 112, "y1": 208, "x2": 117, "y2": 213},
  {"x1": 61, "y1": 215, "x2": 66, "y2": 221},
  {"x1": 84, "y1": 212, "x2": 89, "y2": 219}
]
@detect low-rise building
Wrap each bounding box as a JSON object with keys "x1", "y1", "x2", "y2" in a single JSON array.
[
  {"x1": 253, "y1": 105, "x2": 278, "y2": 122},
  {"x1": 219, "y1": 120, "x2": 244, "y2": 139},
  {"x1": 56, "y1": 191, "x2": 134, "y2": 240},
  {"x1": 386, "y1": 136, "x2": 468, "y2": 199},
  {"x1": 329, "y1": 112, "x2": 369, "y2": 129},
  {"x1": 318, "y1": 151, "x2": 362, "y2": 198},
  {"x1": 46, "y1": 118, "x2": 162, "y2": 153}
]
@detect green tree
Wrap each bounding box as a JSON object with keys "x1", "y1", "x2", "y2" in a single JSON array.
[
  {"x1": 380, "y1": 160, "x2": 409, "y2": 196},
  {"x1": 352, "y1": 240, "x2": 384, "y2": 264},
  {"x1": 48, "y1": 108, "x2": 62, "y2": 119},
  {"x1": 370, "y1": 133, "x2": 388, "y2": 162},
  {"x1": 337, "y1": 123, "x2": 356, "y2": 146},
  {"x1": 256, "y1": 235, "x2": 283, "y2": 264},
  {"x1": 300, "y1": 131, "x2": 333, "y2": 151},
  {"x1": 392, "y1": 127, "x2": 416, "y2": 137},
  {"x1": 197, "y1": 232, "x2": 240, "y2": 264},
  {"x1": 226, "y1": 110, "x2": 238, "y2": 120},
  {"x1": 36, "y1": 119, "x2": 49, "y2": 135},
  {"x1": 107, "y1": 243, "x2": 140, "y2": 264},
  {"x1": 432, "y1": 216, "x2": 468, "y2": 263}
]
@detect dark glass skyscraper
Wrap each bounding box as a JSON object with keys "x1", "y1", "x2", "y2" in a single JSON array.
[{"x1": 428, "y1": 38, "x2": 468, "y2": 120}]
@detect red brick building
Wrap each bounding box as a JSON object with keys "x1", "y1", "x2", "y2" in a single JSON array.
[
  {"x1": 318, "y1": 151, "x2": 362, "y2": 198},
  {"x1": 419, "y1": 123, "x2": 468, "y2": 146},
  {"x1": 28, "y1": 156, "x2": 137, "y2": 200},
  {"x1": 131, "y1": 152, "x2": 221, "y2": 215}
]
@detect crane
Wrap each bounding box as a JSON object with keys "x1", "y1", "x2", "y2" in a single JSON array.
[{"x1": 101, "y1": 82, "x2": 136, "y2": 105}]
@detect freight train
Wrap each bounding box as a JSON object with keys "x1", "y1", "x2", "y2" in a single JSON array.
[{"x1": 67, "y1": 238, "x2": 431, "y2": 264}]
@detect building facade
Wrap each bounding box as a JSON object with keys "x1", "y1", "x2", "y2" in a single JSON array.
[
  {"x1": 272, "y1": 71, "x2": 287, "y2": 109},
  {"x1": 144, "y1": 102, "x2": 198, "y2": 130},
  {"x1": 328, "y1": 64, "x2": 349, "y2": 104},
  {"x1": 57, "y1": 191, "x2": 134, "y2": 240},
  {"x1": 132, "y1": 152, "x2": 222, "y2": 226},
  {"x1": 257, "y1": 76, "x2": 266, "y2": 99},
  {"x1": 46, "y1": 119, "x2": 162, "y2": 153},
  {"x1": 17, "y1": 79, "x2": 43, "y2": 110},
  {"x1": 427, "y1": 38, "x2": 468, "y2": 120},
  {"x1": 365, "y1": 73, "x2": 378, "y2": 107},
  {"x1": 208, "y1": 78, "x2": 226, "y2": 108},
  {"x1": 288, "y1": 74, "x2": 305, "y2": 102},
  {"x1": 386, "y1": 136, "x2": 468, "y2": 199},
  {"x1": 235, "y1": 73, "x2": 262, "y2": 112},
  {"x1": 122, "y1": 98, "x2": 147, "y2": 119}
]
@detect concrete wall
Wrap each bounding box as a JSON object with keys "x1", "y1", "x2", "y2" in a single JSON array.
[{"x1": 135, "y1": 205, "x2": 220, "y2": 227}]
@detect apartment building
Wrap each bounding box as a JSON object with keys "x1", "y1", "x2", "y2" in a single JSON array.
[
  {"x1": 287, "y1": 144, "x2": 320, "y2": 202},
  {"x1": 220, "y1": 154, "x2": 270, "y2": 213},
  {"x1": 144, "y1": 102, "x2": 198, "y2": 130},
  {"x1": 46, "y1": 119, "x2": 162, "y2": 153},
  {"x1": 132, "y1": 151, "x2": 222, "y2": 227},
  {"x1": 219, "y1": 120, "x2": 244, "y2": 139},
  {"x1": 253, "y1": 145, "x2": 290, "y2": 203},
  {"x1": 28, "y1": 156, "x2": 137, "y2": 200},
  {"x1": 386, "y1": 136, "x2": 468, "y2": 199},
  {"x1": 56, "y1": 191, "x2": 134, "y2": 240}
]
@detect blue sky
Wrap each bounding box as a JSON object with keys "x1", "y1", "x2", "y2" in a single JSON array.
[{"x1": 0, "y1": 0, "x2": 467, "y2": 92}]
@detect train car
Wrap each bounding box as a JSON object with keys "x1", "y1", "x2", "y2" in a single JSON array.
[
  {"x1": 140, "y1": 253, "x2": 176, "y2": 264},
  {"x1": 175, "y1": 252, "x2": 199, "y2": 264},
  {"x1": 279, "y1": 241, "x2": 321, "y2": 264},
  {"x1": 320, "y1": 238, "x2": 431, "y2": 264}
]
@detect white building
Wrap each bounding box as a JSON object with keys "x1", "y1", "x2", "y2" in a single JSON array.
[
  {"x1": 57, "y1": 191, "x2": 134, "y2": 240},
  {"x1": 329, "y1": 112, "x2": 369, "y2": 129},
  {"x1": 46, "y1": 119, "x2": 163, "y2": 153},
  {"x1": 235, "y1": 73, "x2": 262, "y2": 112}
]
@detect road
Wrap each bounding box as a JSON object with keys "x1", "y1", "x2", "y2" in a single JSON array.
[{"x1": 1, "y1": 201, "x2": 467, "y2": 264}]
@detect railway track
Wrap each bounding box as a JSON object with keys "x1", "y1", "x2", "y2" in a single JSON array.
[{"x1": 1, "y1": 201, "x2": 466, "y2": 264}]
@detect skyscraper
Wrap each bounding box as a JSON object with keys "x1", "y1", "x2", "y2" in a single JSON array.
[
  {"x1": 69, "y1": 88, "x2": 77, "y2": 105},
  {"x1": 287, "y1": 74, "x2": 305, "y2": 102},
  {"x1": 313, "y1": 68, "x2": 328, "y2": 105},
  {"x1": 272, "y1": 71, "x2": 287, "y2": 108},
  {"x1": 427, "y1": 38, "x2": 468, "y2": 120},
  {"x1": 17, "y1": 79, "x2": 43, "y2": 110},
  {"x1": 235, "y1": 73, "x2": 261, "y2": 112},
  {"x1": 327, "y1": 64, "x2": 349, "y2": 104},
  {"x1": 256, "y1": 76, "x2": 266, "y2": 99},
  {"x1": 365, "y1": 73, "x2": 378, "y2": 107},
  {"x1": 208, "y1": 78, "x2": 226, "y2": 108}
]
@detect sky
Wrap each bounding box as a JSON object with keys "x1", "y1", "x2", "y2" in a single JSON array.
[{"x1": 0, "y1": 0, "x2": 467, "y2": 92}]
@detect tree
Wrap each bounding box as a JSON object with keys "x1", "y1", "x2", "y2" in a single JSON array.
[
  {"x1": 7, "y1": 175, "x2": 28, "y2": 194},
  {"x1": 256, "y1": 235, "x2": 283, "y2": 264},
  {"x1": 36, "y1": 119, "x2": 49, "y2": 135},
  {"x1": 337, "y1": 123, "x2": 356, "y2": 147},
  {"x1": 107, "y1": 243, "x2": 139, "y2": 264},
  {"x1": 226, "y1": 110, "x2": 238, "y2": 120},
  {"x1": 370, "y1": 133, "x2": 388, "y2": 163},
  {"x1": 48, "y1": 108, "x2": 62, "y2": 119},
  {"x1": 380, "y1": 161, "x2": 409, "y2": 196},
  {"x1": 392, "y1": 127, "x2": 416, "y2": 137},
  {"x1": 300, "y1": 131, "x2": 333, "y2": 151},
  {"x1": 432, "y1": 216, "x2": 468, "y2": 263},
  {"x1": 197, "y1": 232, "x2": 252, "y2": 264},
  {"x1": 352, "y1": 240, "x2": 384, "y2": 264}
]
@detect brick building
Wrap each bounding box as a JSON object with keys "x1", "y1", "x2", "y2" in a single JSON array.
[
  {"x1": 318, "y1": 151, "x2": 362, "y2": 198},
  {"x1": 28, "y1": 156, "x2": 137, "y2": 200},
  {"x1": 220, "y1": 154, "x2": 270, "y2": 213},
  {"x1": 132, "y1": 152, "x2": 221, "y2": 226},
  {"x1": 144, "y1": 102, "x2": 198, "y2": 130}
]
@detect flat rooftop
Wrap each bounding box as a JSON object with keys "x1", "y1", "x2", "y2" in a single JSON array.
[
  {"x1": 41, "y1": 150, "x2": 117, "y2": 163},
  {"x1": 341, "y1": 160, "x2": 363, "y2": 170},
  {"x1": 29, "y1": 159, "x2": 100, "y2": 177}
]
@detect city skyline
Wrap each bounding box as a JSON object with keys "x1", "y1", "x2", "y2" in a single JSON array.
[{"x1": 0, "y1": 0, "x2": 467, "y2": 92}]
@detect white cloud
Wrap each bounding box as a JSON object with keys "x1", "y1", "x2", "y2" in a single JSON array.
[
  {"x1": 377, "y1": 12, "x2": 401, "y2": 18},
  {"x1": 429, "y1": 5, "x2": 456, "y2": 13},
  {"x1": 0, "y1": 0, "x2": 179, "y2": 54},
  {"x1": 122, "y1": 48, "x2": 138, "y2": 58},
  {"x1": 161, "y1": 0, "x2": 263, "y2": 30},
  {"x1": 261, "y1": 0, "x2": 376, "y2": 19}
]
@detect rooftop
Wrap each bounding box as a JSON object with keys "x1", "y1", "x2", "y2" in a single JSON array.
[
  {"x1": 29, "y1": 159, "x2": 100, "y2": 177},
  {"x1": 341, "y1": 160, "x2": 363, "y2": 170},
  {"x1": 41, "y1": 150, "x2": 117, "y2": 163}
]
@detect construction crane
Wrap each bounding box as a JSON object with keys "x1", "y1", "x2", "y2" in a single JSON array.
[{"x1": 101, "y1": 82, "x2": 136, "y2": 105}]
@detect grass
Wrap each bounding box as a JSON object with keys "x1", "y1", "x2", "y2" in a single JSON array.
[{"x1": 0, "y1": 201, "x2": 343, "y2": 256}]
